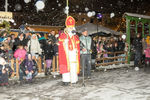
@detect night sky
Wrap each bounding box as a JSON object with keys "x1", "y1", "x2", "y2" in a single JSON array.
[{"x1": 0, "y1": 0, "x2": 150, "y2": 27}]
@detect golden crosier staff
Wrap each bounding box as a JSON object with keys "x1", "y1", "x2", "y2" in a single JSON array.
[{"x1": 66, "y1": 0, "x2": 69, "y2": 17}]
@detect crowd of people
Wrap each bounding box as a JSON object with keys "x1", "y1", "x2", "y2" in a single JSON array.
[
  {"x1": 1, "y1": 25, "x2": 145, "y2": 87},
  {"x1": 91, "y1": 35, "x2": 128, "y2": 64},
  {"x1": 0, "y1": 16, "x2": 147, "y2": 87},
  {"x1": 0, "y1": 26, "x2": 129, "y2": 86},
  {"x1": 0, "y1": 28, "x2": 59, "y2": 86}
]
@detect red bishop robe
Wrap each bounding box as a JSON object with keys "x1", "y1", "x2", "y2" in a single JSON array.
[{"x1": 59, "y1": 33, "x2": 80, "y2": 74}]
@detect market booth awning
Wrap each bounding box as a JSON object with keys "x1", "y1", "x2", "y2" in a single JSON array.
[{"x1": 76, "y1": 23, "x2": 122, "y2": 36}]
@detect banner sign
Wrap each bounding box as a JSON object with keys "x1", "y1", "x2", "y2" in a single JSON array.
[{"x1": 0, "y1": 11, "x2": 13, "y2": 22}]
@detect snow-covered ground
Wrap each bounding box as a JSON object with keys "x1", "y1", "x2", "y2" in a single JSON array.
[{"x1": 1, "y1": 66, "x2": 150, "y2": 100}]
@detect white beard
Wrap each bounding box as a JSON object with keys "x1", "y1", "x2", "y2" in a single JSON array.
[
  {"x1": 67, "y1": 27, "x2": 76, "y2": 37},
  {"x1": 68, "y1": 31, "x2": 74, "y2": 37}
]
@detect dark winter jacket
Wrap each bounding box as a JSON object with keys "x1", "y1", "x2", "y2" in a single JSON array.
[
  {"x1": 14, "y1": 38, "x2": 26, "y2": 47},
  {"x1": 53, "y1": 43, "x2": 58, "y2": 55},
  {"x1": 20, "y1": 59, "x2": 38, "y2": 76},
  {"x1": 106, "y1": 46, "x2": 114, "y2": 57},
  {"x1": 48, "y1": 35, "x2": 56, "y2": 43},
  {"x1": 43, "y1": 43, "x2": 54, "y2": 60},
  {"x1": 113, "y1": 46, "x2": 119, "y2": 52},
  {"x1": 133, "y1": 37, "x2": 142, "y2": 51},
  {"x1": 91, "y1": 40, "x2": 97, "y2": 59},
  {"x1": 0, "y1": 64, "x2": 13, "y2": 77},
  {"x1": 39, "y1": 37, "x2": 47, "y2": 51},
  {"x1": 24, "y1": 37, "x2": 30, "y2": 46},
  {"x1": 118, "y1": 40, "x2": 125, "y2": 51}
]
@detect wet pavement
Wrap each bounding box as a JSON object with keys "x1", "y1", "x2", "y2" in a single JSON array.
[{"x1": 1, "y1": 67, "x2": 150, "y2": 100}]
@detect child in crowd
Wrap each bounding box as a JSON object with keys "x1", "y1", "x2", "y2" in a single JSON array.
[
  {"x1": 14, "y1": 44, "x2": 27, "y2": 64},
  {"x1": 20, "y1": 54, "x2": 38, "y2": 82},
  {"x1": 43, "y1": 39, "x2": 54, "y2": 75},
  {"x1": 97, "y1": 43, "x2": 105, "y2": 58},
  {"x1": 14, "y1": 44, "x2": 27, "y2": 81},
  {"x1": 144, "y1": 46, "x2": 150, "y2": 72},
  {"x1": 107, "y1": 43, "x2": 114, "y2": 62},
  {"x1": 0, "y1": 56, "x2": 13, "y2": 86}
]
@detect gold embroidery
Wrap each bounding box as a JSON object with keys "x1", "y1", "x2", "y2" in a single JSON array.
[
  {"x1": 59, "y1": 38, "x2": 64, "y2": 41},
  {"x1": 69, "y1": 19, "x2": 73, "y2": 24}
]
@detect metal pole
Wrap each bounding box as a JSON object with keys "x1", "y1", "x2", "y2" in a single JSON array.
[
  {"x1": 66, "y1": 0, "x2": 69, "y2": 17},
  {"x1": 5, "y1": 0, "x2": 8, "y2": 12},
  {"x1": 97, "y1": 20, "x2": 98, "y2": 33},
  {"x1": 82, "y1": 62, "x2": 85, "y2": 87}
]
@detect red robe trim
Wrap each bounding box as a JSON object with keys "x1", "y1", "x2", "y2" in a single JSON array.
[{"x1": 59, "y1": 33, "x2": 80, "y2": 74}]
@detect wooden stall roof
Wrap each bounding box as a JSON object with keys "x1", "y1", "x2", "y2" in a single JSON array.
[
  {"x1": 124, "y1": 12, "x2": 150, "y2": 20},
  {"x1": 27, "y1": 25, "x2": 64, "y2": 33}
]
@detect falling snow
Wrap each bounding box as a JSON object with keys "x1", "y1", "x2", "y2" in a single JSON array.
[
  {"x1": 79, "y1": 13, "x2": 82, "y2": 15},
  {"x1": 110, "y1": 13, "x2": 115, "y2": 18},
  {"x1": 85, "y1": 7, "x2": 89, "y2": 12},
  {"x1": 58, "y1": 3, "x2": 61, "y2": 7}
]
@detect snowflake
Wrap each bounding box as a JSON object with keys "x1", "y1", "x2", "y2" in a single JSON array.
[
  {"x1": 58, "y1": 4, "x2": 61, "y2": 7},
  {"x1": 85, "y1": 7, "x2": 89, "y2": 12},
  {"x1": 110, "y1": 13, "x2": 115, "y2": 18},
  {"x1": 76, "y1": 5, "x2": 79, "y2": 8},
  {"x1": 79, "y1": 13, "x2": 82, "y2": 15}
]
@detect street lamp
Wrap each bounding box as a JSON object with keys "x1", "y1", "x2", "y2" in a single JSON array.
[
  {"x1": 35, "y1": 0, "x2": 46, "y2": 11},
  {"x1": 96, "y1": 13, "x2": 103, "y2": 33}
]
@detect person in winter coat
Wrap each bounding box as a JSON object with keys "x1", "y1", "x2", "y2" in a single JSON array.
[
  {"x1": 118, "y1": 37, "x2": 125, "y2": 52},
  {"x1": 144, "y1": 46, "x2": 150, "y2": 72},
  {"x1": 107, "y1": 43, "x2": 114, "y2": 62},
  {"x1": 2, "y1": 36, "x2": 13, "y2": 60},
  {"x1": 97, "y1": 42, "x2": 105, "y2": 58},
  {"x1": 133, "y1": 34, "x2": 142, "y2": 70},
  {"x1": 27, "y1": 34, "x2": 42, "y2": 59},
  {"x1": 113, "y1": 42, "x2": 119, "y2": 52},
  {"x1": 24, "y1": 31, "x2": 31, "y2": 49},
  {"x1": 117, "y1": 37, "x2": 126, "y2": 63},
  {"x1": 53, "y1": 35, "x2": 59, "y2": 74},
  {"x1": 14, "y1": 44, "x2": 27, "y2": 64},
  {"x1": 38, "y1": 33, "x2": 47, "y2": 70},
  {"x1": 14, "y1": 44, "x2": 27, "y2": 81},
  {"x1": 0, "y1": 44, "x2": 6, "y2": 56},
  {"x1": 11, "y1": 34, "x2": 16, "y2": 52},
  {"x1": 20, "y1": 54, "x2": 38, "y2": 82},
  {"x1": 80, "y1": 29, "x2": 92, "y2": 79},
  {"x1": 43, "y1": 39, "x2": 54, "y2": 75},
  {"x1": 0, "y1": 57, "x2": 13, "y2": 86},
  {"x1": 14, "y1": 33, "x2": 26, "y2": 50},
  {"x1": 48, "y1": 30, "x2": 56, "y2": 43},
  {"x1": 38, "y1": 33, "x2": 47, "y2": 50}
]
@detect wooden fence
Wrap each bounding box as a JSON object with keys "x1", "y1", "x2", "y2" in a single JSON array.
[
  {"x1": 10, "y1": 56, "x2": 59, "y2": 78},
  {"x1": 95, "y1": 51, "x2": 128, "y2": 67}
]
